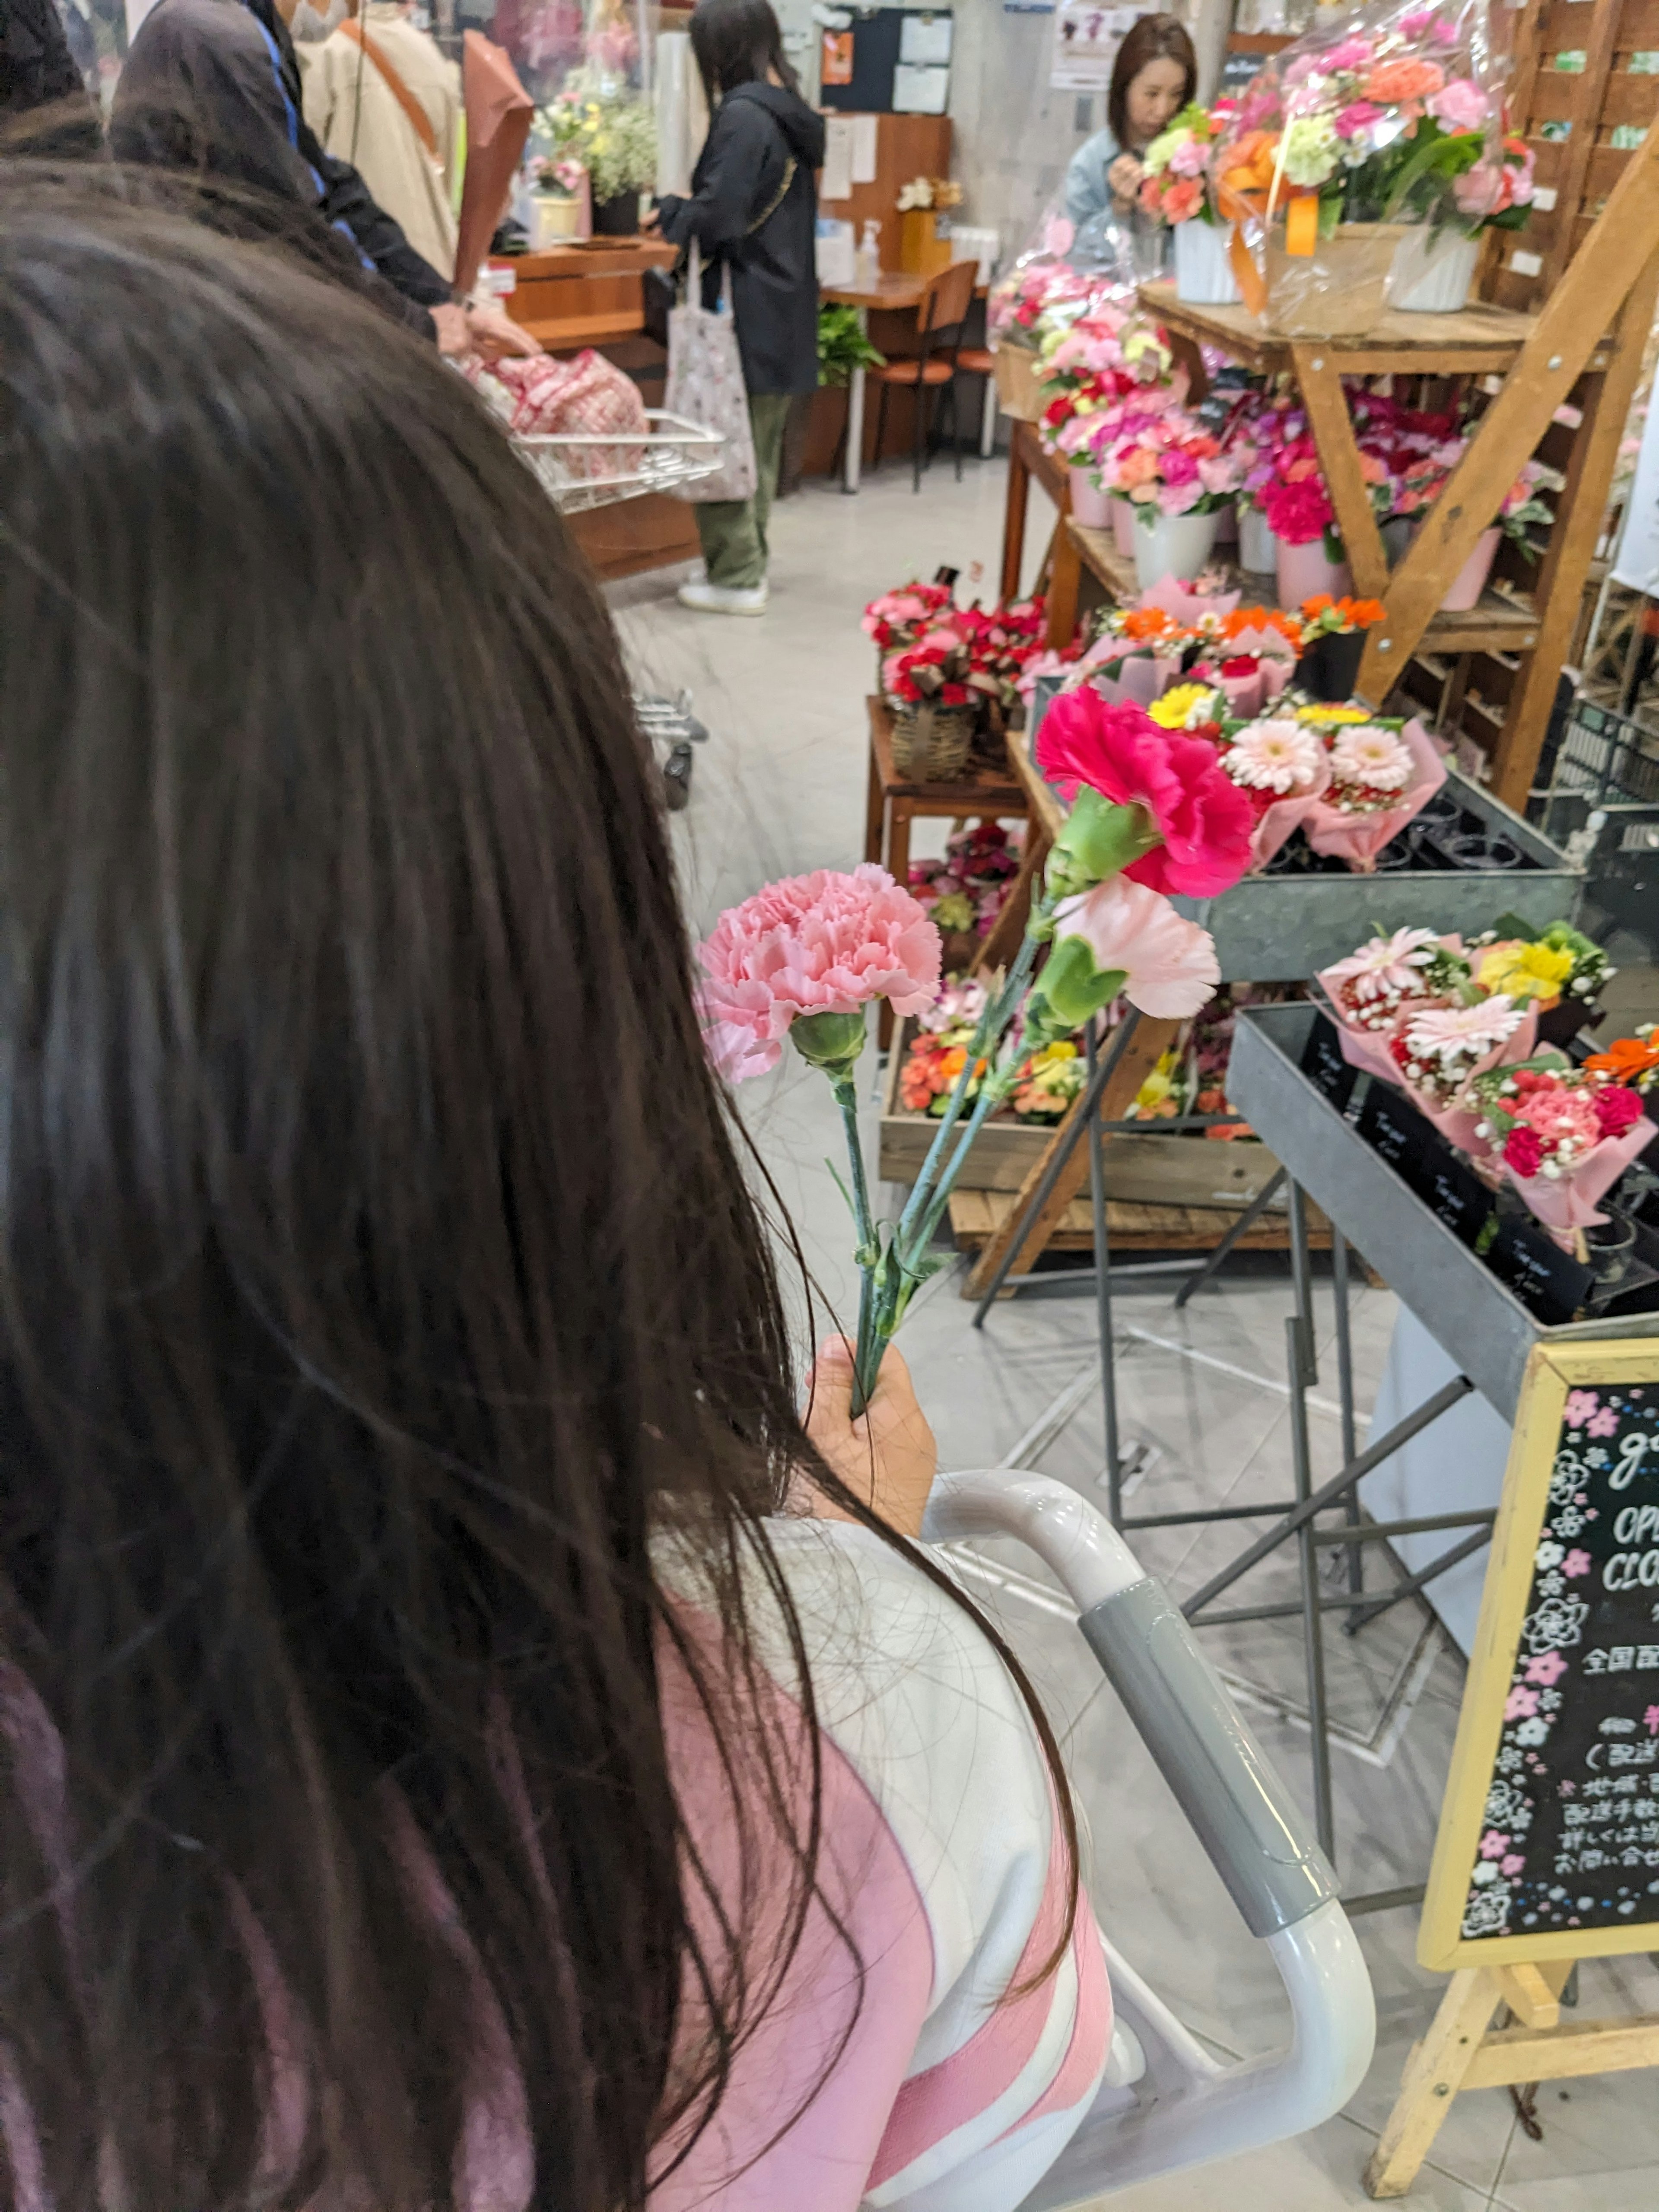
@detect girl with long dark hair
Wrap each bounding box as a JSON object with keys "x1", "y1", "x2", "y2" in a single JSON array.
[
  {"x1": 651, "y1": 0, "x2": 824, "y2": 616},
  {"x1": 1065, "y1": 13, "x2": 1196, "y2": 255},
  {"x1": 0, "y1": 170, "x2": 1108, "y2": 2210}
]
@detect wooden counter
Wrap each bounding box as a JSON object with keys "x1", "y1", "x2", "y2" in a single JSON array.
[{"x1": 503, "y1": 238, "x2": 678, "y2": 353}]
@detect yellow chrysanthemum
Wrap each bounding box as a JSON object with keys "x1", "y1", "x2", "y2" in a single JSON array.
[
  {"x1": 1149, "y1": 683, "x2": 1220, "y2": 731},
  {"x1": 1477, "y1": 941, "x2": 1576, "y2": 1004}
]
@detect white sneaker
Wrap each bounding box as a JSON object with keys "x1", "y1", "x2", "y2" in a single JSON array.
[{"x1": 677, "y1": 580, "x2": 769, "y2": 616}]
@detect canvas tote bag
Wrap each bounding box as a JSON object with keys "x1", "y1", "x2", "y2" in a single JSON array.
[{"x1": 663, "y1": 242, "x2": 757, "y2": 502}]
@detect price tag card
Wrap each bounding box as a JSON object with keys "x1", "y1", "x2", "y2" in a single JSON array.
[
  {"x1": 1487, "y1": 1215, "x2": 1595, "y2": 1325},
  {"x1": 1299, "y1": 1011, "x2": 1359, "y2": 1116},
  {"x1": 1357, "y1": 1081, "x2": 1440, "y2": 1187}
]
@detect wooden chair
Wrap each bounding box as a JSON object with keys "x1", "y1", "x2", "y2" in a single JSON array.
[{"x1": 868, "y1": 259, "x2": 979, "y2": 492}]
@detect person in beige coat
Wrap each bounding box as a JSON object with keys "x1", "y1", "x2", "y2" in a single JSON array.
[{"x1": 298, "y1": 2, "x2": 461, "y2": 283}]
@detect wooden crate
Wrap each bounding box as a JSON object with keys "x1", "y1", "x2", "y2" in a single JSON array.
[
  {"x1": 878, "y1": 1022, "x2": 1290, "y2": 1207},
  {"x1": 947, "y1": 1188, "x2": 1332, "y2": 1253}
]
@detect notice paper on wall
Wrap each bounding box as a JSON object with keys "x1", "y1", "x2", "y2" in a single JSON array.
[
  {"x1": 899, "y1": 12, "x2": 953, "y2": 65},
  {"x1": 850, "y1": 112, "x2": 879, "y2": 181},
  {"x1": 1051, "y1": 0, "x2": 1141, "y2": 89},
  {"x1": 821, "y1": 115, "x2": 855, "y2": 201},
  {"x1": 893, "y1": 63, "x2": 950, "y2": 112}
]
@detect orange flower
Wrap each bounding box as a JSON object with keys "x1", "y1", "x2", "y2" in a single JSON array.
[
  {"x1": 1301, "y1": 594, "x2": 1335, "y2": 618},
  {"x1": 1224, "y1": 604, "x2": 1300, "y2": 642},
  {"x1": 1362, "y1": 58, "x2": 1445, "y2": 105},
  {"x1": 1221, "y1": 128, "x2": 1280, "y2": 197},
  {"x1": 1585, "y1": 1036, "x2": 1659, "y2": 1083},
  {"x1": 1120, "y1": 606, "x2": 1179, "y2": 642},
  {"x1": 1347, "y1": 597, "x2": 1386, "y2": 626}
]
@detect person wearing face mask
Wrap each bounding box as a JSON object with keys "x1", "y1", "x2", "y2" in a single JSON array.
[
  {"x1": 110, "y1": 0, "x2": 523, "y2": 356},
  {"x1": 1064, "y1": 13, "x2": 1196, "y2": 265},
  {"x1": 296, "y1": 0, "x2": 461, "y2": 283}
]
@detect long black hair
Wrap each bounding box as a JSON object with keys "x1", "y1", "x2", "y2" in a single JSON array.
[
  {"x1": 0, "y1": 168, "x2": 1077, "y2": 2212},
  {"x1": 689, "y1": 0, "x2": 798, "y2": 106},
  {"x1": 1107, "y1": 12, "x2": 1196, "y2": 151}
]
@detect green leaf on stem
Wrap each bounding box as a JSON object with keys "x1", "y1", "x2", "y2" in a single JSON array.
[{"x1": 1027, "y1": 934, "x2": 1128, "y2": 1037}]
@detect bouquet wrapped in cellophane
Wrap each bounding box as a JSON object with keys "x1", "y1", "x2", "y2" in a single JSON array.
[{"x1": 1211, "y1": 0, "x2": 1508, "y2": 336}]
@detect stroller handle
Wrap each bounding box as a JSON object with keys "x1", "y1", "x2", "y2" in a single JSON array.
[
  {"x1": 925, "y1": 1468, "x2": 1337, "y2": 1937},
  {"x1": 922, "y1": 1469, "x2": 1376, "y2": 2201}
]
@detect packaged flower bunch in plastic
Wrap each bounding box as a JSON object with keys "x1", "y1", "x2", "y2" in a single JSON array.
[
  {"x1": 1034, "y1": 310, "x2": 1185, "y2": 511},
  {"x1": 1211, "y1": 0, "x2": 1508, "y2": 337},
  {"x1": 1137, "y1": 100, "x2": 1246, "y2": 304},
  {"x1": 1467, "y1": 1058, "x2": 1656, "y2": 1245},
  {"x1": 986, "y1": 196, "x2": 1141, "y2": 413}
]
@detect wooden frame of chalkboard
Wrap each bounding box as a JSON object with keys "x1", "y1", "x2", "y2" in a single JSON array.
[
  {"x1": 1367, "y1": 1339, "x2": 1659, "y2": 2198},
  {"x1": 1419, "y1": 1338, "x2": 1659, "y2": 1970}
]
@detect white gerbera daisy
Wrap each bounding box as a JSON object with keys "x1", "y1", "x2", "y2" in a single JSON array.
[
  {"x1": 1329, "y1": 724, "x2": 1414, "y2": 791},
  {"x1": 1221, "y1": 718, "x2": 1324, "y2": 794}
]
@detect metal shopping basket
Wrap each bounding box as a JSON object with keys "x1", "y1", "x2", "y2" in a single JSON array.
[
  {"x1": 513, "y1": 410, "x2": 724, "y2": 514},
  {"x1": 924, "y1": 1471, "x2": 1376, "y2": 2205}
]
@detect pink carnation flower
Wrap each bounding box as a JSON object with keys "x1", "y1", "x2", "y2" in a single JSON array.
[
  {"x1": 696, "y1": 864, "x2": 941, "y2": 1081},
  {"x1": 1052, "y1": 874, "x2": 1221, "y2": 1018},
  {"x1": 1334, "y1": 100, "x2": 1384, "y2": 140},
  {"x1": 1430, "y1": 78, "x2": 1490, "y2": 133},
  {"x1": 1513, "y1": 1085, "x2": 1602, "y2": 1151}
]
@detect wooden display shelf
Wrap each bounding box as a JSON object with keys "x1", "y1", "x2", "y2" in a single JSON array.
[
  {"x1": 1226, "y1": 30, "x2": 1294, "y2": 52},
  {"x1": 948, "y1": 1187, "x2": 1331, "y2": 1254},
  {"x1": 1048, "y1": 516, "x2": 1545, "y2": 658},
  {"x1": 504, "y1": 238, "x2": 677, "y2": 354},
  {"x1": 1141, "y1": 283, "x2": 1545, "y2": 378}
]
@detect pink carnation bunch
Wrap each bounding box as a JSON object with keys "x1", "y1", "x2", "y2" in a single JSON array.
[{"x1": 696, "y1": 864, "x2": 941, "y2": 1081}]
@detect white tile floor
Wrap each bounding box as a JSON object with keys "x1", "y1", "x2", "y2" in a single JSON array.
[{"x1": 606, "y1": 460, "x2": 1659, "y2": 2211}]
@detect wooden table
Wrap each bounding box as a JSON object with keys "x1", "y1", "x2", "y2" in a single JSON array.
[
  {"x1": 821, "y1": 272, "x2": 992, "y2": 493},
  {"x1": 504, "y1": 238, "x2": 678, "y2": 352},
  {"x1": 864, "y1": 696, "x2": 1026, "y2": 1043}
]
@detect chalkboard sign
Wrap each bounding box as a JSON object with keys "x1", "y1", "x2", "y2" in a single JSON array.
[
  {"x1": 1420, "y1": 1341, "x2": 1659, "y2": 1968},
  {"x1": 1299, "y1": 1011, "x2": 1359, "y2": 1115},
  {"x1": 1357, "y1": 1080, "x2": 1439, "y2": 1181}
]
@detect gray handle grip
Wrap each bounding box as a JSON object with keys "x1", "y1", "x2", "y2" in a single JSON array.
[{"x1": 1080, "y1": 1578, "x2": 1338, "y2": 1937}]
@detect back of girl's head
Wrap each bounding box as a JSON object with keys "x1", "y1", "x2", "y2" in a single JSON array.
[
  {"x1": 689, "y1": 0, "x2": 796, "y2": 104},
  {"x1": 0, "y1": 165, "x2": 807, "y2": 2211},
  {"x1": 1107, "y1": 12, "x2": 1197, "y2": 146}
]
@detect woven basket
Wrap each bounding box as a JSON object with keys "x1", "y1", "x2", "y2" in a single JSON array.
[
  {"x1": 890, "y1": 701, "x2": 975, "y2": 781},
  {"x1": 992, "y1": 344, "x2": 1044, "y2": 423}
]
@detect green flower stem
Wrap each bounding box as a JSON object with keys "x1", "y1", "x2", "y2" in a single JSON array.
[{"x1": 832, "y1": 1077, "x2": 881, "y2": 1414}]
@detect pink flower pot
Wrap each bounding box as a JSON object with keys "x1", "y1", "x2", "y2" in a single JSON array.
[
  {"x1": 1069, "y1": 474, "x2": 1114, "y2": 528},
  {"x1": 1276, "y1": 535, "x2": 1352, "y2": 610},
  {"x1": 1112, "y1": 498, "x2": 1137, "y2": 557},
  {"x1": 1440, "y1": 527, "x2": 1500, "y2": 613}
]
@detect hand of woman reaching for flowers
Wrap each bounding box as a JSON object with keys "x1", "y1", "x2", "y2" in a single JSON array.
[
  {"x1": 1109, "y1": 153, "x2": 1145, "y2": 204},
  {"x1": 803, "y1": 1338, "x2": 937, "y2": 1538}
]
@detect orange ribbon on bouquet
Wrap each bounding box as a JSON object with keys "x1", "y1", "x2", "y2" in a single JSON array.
[{"x1": 1215, "y1": 126, "x2": 1322, "y2": 317}]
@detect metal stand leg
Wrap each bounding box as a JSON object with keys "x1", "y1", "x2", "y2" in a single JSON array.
[
  {"x1": 1085, "y1": 1023, "x2": 1124, "y2": 1522},
  {"x1": 844, "y1": 338, "x2": 867, "y2": 495},
  {"x1": 979, "y1": 376, "x2": 998, "y2": 460},
  {"x1": 1287, "y1": 1178, "x2": 1317, "y2": 1388},
  {"x1": 1331, "y1": 1232, "x2": 1364, "y2": 1608},
  {"x1": 1287, "y1": 1311, "x2": 1336, "y2": 1860},
  {"x1": 971, "y1": 1011, "x2": 1141, "y2": 1326},
  {"x1": 1171, "y1": 1166, "x2": 1287, "y2": 1309}
]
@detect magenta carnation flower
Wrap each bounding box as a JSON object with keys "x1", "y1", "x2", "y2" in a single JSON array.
[
  {"x1": 1035, "y1": 691, "x2": 1254, "y2": 897},
  {"x1": 696, "y1": 864, "x2": 941, "y2": 1081}
]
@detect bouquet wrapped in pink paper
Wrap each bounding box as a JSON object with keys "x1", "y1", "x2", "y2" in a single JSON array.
[
  {"x1": 1385, "y1": 992, "x2": 1535, "y2": 1150},
  {"x1": 1211, "y1": 709, "x2": 1332, "y2": 870},
  {"x1": 1315, "y1": 925, "x2": 1475, "y2": 1083},
  {"x1": 1297, "y1": 709, "x2": 1447, "y2": 870},
  {"x1": 1468, "y1": 1060, "x2": 1657, "y2": 1244}
]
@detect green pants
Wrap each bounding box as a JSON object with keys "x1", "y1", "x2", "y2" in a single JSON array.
[{"x1": 695, "y1": 392, "x2": 792, "y2": 590}]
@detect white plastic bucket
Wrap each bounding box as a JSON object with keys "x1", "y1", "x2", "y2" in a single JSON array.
[
  {"x1": 1174, "y1": 219, "x2": 1241, "y2": 306},
  {"x1": 1389, "y1": 229, "x2": 1479, "y2": 314},
  {"x1": 1134, "y1": 508, "x2": 1222, "y2": 591}
]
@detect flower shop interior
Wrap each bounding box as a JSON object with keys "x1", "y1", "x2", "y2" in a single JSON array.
[
  {"x1": 535, "y1": 0, "x2": 1659, "y2": 2202},
  {"x1": 69, "y1": 0, "x2": 1659, "y2": 2195}
]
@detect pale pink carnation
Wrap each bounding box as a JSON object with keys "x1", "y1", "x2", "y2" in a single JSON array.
[
  {"x1": 1513, "y1": 1085, "x2": 1603, "y2": 1153},
  {"x1": 1330, "y1": 724, "x2": 1415, "y2": 791},
  {"x1": 696, "y1": 864, "x2": 941, "y2": 1081},
  {"x1": 1224, "y1": 718, "x2": 1324, "y2": 794},
  {"x1": 1429, "y1": 78, "x2": 1490, "y2": 133},
  {"x1": 1334, "y1": 99, "x2": 1384, "y2": 140},
  {"x1": 1052, "y1": 874, "x2": 1220, "y2": 1019}
]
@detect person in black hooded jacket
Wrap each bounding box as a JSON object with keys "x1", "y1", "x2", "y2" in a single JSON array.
[
  {"x1": 653, "y1": 0, "x2": 823, "y2": 615},
  {"x1": 110, "y1": 0, "x2": 535, "y2": 357}
]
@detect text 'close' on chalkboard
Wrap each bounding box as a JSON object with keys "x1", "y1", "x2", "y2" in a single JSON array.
[{"x1": 1457, "y1": 1384, "x2": 1659, "y2": 1941}]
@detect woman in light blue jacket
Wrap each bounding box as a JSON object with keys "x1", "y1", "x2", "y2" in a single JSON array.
[{"x1": 1065, "y1": 12, "x2": 1197, "y2": 258}]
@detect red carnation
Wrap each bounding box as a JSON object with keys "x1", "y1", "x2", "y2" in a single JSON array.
[
  {"x1": 1035, "y1": 691, "x2": 1254, "y2": 897},
  {"x1": 1503, "y1": 1124, "x2": 1543, "y2": 1176},
  {"x1": 1594, "y1": 1083, "x2": 1643, "y2": 1136}
]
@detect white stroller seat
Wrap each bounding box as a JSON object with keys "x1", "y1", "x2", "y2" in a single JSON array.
[{"x1": 923, "y1": 1471, "x2": 1377, "y2": 2208}]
